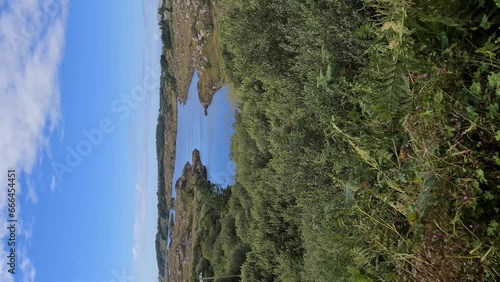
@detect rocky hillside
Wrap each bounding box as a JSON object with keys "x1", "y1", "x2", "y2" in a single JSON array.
[
  {"x1": 160, "y1": 0, "x2": 224, "y2": 114},
  {"x1": 165, "y1": 149, "x2": 207, "y2": 282},
  {"x1": 164, "y1": 149, "x2": 233, "y2": 282}
]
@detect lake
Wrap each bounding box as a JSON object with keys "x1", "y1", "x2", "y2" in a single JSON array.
[
  {"x1": 172, "y1": 71, "x2": 237, "y2": 195},
  {"x1": 167, "y1": 72, "x2": 236, "y2": 248}
]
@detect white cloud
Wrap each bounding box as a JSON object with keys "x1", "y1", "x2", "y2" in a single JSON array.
[
  {"x1": 132, "y1": 246, "x2": 138, "y2": 261},
  {"x1": 22, "y1": 220, "x2": 34, "y2": 243},
  {"x1": 19, "y1": 246, "x2": 36, "y2": 282},
  {"x1": 26, "y1": 180, "x2": 39, "y2": 204},
  {"x1": 0, "y1": 0, "x2": 68, "y2": 281},
  {"x1": 132, "y1": 184, "x2": 143, "y2": 262},
  {"x1": 50, "y1": 175, "x2": 56, "y2": 191},
  {"x1": 133, "y1": 1, "x2": 161, "y2": 280}
]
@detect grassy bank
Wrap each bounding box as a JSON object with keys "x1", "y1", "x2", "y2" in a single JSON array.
[
  {"x1": 157, "y1": 0, "x2": 500, "y2": 280},
  {"x1": 186, "y1": 0, "x2": 500, "y2": 280},
  {"x1": 159, "y1": 0, "x2": 225, "y2": 110}
]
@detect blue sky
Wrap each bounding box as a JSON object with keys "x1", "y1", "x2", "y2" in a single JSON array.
[{"x1": 0, "y1": 1, "x2": 161, "y2": 281}]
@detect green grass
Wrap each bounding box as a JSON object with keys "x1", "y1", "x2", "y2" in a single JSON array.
[
  {"x1": 217, "y1": 0, "x2": 500, "y2": 280},
  {"x1": 196, "y1": 4, "x2": 225, "y2": 108},
  {"x1": 157, "y1": 0, "x2": 500, "y2": 280}
]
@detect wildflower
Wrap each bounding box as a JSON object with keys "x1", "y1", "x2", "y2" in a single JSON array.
[{"x1": 463, "y1": 196, "x2": 469, "y2": 201}]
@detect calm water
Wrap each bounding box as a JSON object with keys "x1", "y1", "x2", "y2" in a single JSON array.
[
  {"x1": 172, "y1": 72, "x2": 237, "y2": 194},
  {"x1": 167, "y1": 72, "x2": 236, "y2": 248}
]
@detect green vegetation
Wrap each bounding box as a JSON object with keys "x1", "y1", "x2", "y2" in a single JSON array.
[
  {"x1": 163, "y1": 149, "x2": 244, "y2": 282},
  {"x1": 204, "y1": 0, "x2": 500, "y2": 280},
  {"x1": 162, "y1": 0, "x2": 225, "y2": 109},
  {"x1": 155, "y1": 113, "x2": 167, "y2": 278},
  {"x1": 158, "y1": 0, "x2": 500, "y2": 281},
  {"x1": 155, "y1": 1, "x2": 177, "y2": 279},
  {"x1": 156, "y1": 0, "x2": 228, "y2": 279},
  {"x1": 190, "y1": 179, "x2": 247, "y2": 282}
]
